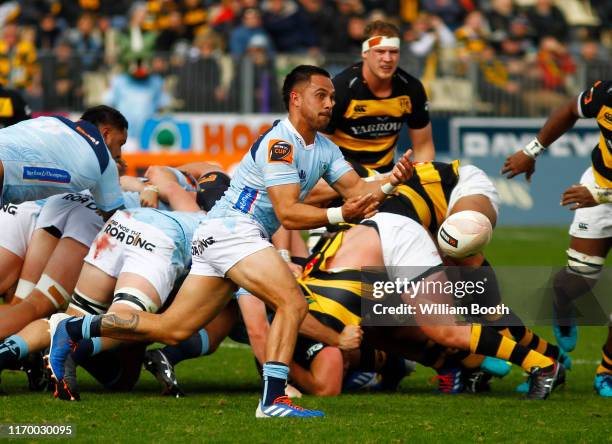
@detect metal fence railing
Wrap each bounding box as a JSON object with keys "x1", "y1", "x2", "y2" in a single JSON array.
[{"x1": 17, "y1": 52, "x2": 612, "y2": 117}]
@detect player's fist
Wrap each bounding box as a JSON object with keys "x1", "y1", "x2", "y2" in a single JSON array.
[
  {"x1": 140, "y1": 189, "x2": 159, "y2": 208},
  {"x1": 501, "y1": 151, "x2": 535, "y2": 181},
  {"x1": 338, "y1": 325, "x2": 363, "y2": 350},
  {"x1": 341, "y1": 193, "x2": 379, "y2": 222},
  {"x1": 561, "y1": 184, "x2": 598, "y2": 210},
  {"x1": 390, "y1": 149, "x2": 414, "y2": 186}
]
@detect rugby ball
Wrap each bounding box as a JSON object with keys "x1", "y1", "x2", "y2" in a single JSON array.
[{"x1": 437, "y1": 210, "x2": 492, "y2": 259}]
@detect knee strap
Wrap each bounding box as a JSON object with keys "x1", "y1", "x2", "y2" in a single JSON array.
[{"x1": 113, "y1": 287, "x2": 159, "y2": 313}]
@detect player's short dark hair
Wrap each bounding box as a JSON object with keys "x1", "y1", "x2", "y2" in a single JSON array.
[
  {"x1": 282, "y1": 65, "x2": 330, "y2": 111},
  {"x1": 364, "y1": 20, "x2": 400, "y2": 39},
  {"x1": 80, "y1": 105, "x2": 129, "y2": 130}
]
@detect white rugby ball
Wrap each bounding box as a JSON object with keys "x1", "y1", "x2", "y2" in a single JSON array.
[{"x1": 437, "y1": 210, "x2": 492, "y2": 259}]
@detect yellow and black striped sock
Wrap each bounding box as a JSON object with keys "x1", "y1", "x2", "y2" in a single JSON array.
[
  {"x1": 470, "y1": 324, "x2": 554, "y2": 372},
  {"x1": 509, "y1": 326, "x2": 561, "y2": 360},
  {"x1": 596, "y1": 346, "x2": 612, "y2": 375}
]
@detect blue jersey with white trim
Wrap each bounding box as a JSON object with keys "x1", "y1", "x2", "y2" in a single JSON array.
[
  {"x1": 208, "y1": 118, "x2": 352, "y2": 236},
  {"x1": 129, "y1": 208, "x2": 205, "y2": 270},
  {"x1": 0, "y1": 116, "x2": 123, "y2": 211}
]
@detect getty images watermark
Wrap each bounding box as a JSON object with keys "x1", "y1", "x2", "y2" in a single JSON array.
[
  {"x1": 359, "y1": 266, "x2": 612, "y2": 327},
  {"x1": 371, "y1": 275, "x2": 509, "y2": 318}
]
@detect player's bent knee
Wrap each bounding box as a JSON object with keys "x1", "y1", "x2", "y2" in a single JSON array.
[
  {"x1": 68, "y1": 289, "x2": 111, "y2": 315},
  {"x1": 165, "y1": 326, "x2": 194, "y2": 345},
  {"x1": 312, "y1": 348, "x2": 343, "y2": 396},
  {"x1": 112, "y1": 287, "x2": 160, "y2": 314}
]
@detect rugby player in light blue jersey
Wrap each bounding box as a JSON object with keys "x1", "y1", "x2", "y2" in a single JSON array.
[
  {"x1": 48, "y1": 65, "x2": 414, "y2": 417},
  {"x1": 0, "y1": 173, "x2": 228, "y2": 395},
  {"x1": 0, "y1": 105, "x2": 127, "y2": 217}
]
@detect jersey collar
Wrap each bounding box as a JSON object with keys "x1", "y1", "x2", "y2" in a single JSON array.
[{"x1": 281, "y1": 117, "x2": 315, "y2": 150}]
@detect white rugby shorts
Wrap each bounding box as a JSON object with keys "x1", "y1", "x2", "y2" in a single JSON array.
[
  {"x1": 569, "y1": 167, "x2": 612, "y2": 239},
  {"x1": 35, "y1": 192, "x2": 103, "y2": 246},
  {"x1": 448, "y1": 165, "x2": 500, "y2": 217},
  {"x1": 367, "y1": 212, "x2": 442, "y2": 282},
  {"x1": 189, "y1": 216, "x2": 272, "y2": 278},
  {"x1": 0, "y1": 201, "x2": 41, "y2": 258},
  {"x1": 84, "y1": 210, "x2": 178, "y2": 304}
]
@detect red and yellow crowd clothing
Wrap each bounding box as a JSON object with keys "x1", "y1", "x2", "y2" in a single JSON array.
[
  {"x1": 0, "y1": 40, "x2": 38, "y2": 89},
  {"x1": 455, "y1": 26, "x2": 487, "y2": 58}
]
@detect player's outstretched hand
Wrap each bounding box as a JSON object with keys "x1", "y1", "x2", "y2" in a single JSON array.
[
  {"x1": 390, "y1": 149, "x2": 414, "y2": 186},
  {"x1": 338, "y1": 325, "x2": 363, "y2": 350},
  {"x1": 561, "y1": 184, "x2": 598, "y2": 210},
  {"x1": 501, "y1": 151, "x2": 535, "y2": 181},
  {"x1": 341, "y1": 193, "x2": 379, "y2": 222}
]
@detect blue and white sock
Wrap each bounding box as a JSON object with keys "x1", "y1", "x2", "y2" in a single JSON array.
[
  {"x1": 161, "y1": 329, "x2": 210, "y2": 366},
  {"x1": 262, "y1": 362, "x2": 289, "y2": 406},
  {"x1": 0, "y1": 335, "x2": 29, "y2": 368}
]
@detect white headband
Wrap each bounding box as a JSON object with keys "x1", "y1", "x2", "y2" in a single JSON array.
[{"x1": 362, "y1": 36, "x2": 400, "y2": 53}]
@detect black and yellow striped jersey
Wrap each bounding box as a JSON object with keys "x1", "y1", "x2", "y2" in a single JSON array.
[
  {"x1": 382, "y1": 160, "x2": 459, "y2": 236},
  {"x1": 324, "y1": 63, "x2": 430, "y2": 173},
  {"x1": 348, "y1": 160, "x2": 460, "y2": 237},
  {"x1": 299, "y1": 231, "x2": 385, "y2": 332},
  {"x1": 578, "y1": 80, "x2": 612, "y2": 187}
]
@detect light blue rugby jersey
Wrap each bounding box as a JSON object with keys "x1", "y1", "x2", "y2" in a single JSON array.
[
  {"x1": 208, "y1": 118, "x2": 353, "y2": 236},
  {"x1": 128, "y1": 208, "x2": 205, "y2": 271},
  {"x1": 0, "y1": 116, "x2": 123, "y2": 211}
]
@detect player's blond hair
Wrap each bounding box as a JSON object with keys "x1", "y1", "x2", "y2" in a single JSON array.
[{"x1": 364, "y1": 21, "x2": 400, "y2": 39}]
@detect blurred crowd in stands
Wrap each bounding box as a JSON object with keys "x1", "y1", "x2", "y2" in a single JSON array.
[{"x1": 0, "y1": 0, "x2": 610, "y2": 122}]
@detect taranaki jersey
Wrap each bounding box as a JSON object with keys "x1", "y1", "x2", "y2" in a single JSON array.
[
  {"x1": 349, "y1": 159, "x2": 460, "y2": 237},
  {"x1": 325, "y1": 62, "x2": 430, "y2": 172}
]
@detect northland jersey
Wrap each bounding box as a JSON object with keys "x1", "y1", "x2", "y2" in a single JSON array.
[
  {"x1": 208, "y1": 118, "x2": 353, "y2": 237},
  {"x1": 0, "y1": 116, "x2": 123, "y2": 211}
]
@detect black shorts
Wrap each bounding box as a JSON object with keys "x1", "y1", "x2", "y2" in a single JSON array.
[{"x1": 293, "y1": 336, "x2": 325, "y2": 370}]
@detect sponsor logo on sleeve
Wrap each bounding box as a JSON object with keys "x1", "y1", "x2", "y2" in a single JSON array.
[
  {"x1": 268, "y1": 140, "x2": 294, "y2": 164},
  {"x1": 22, "y1": 167, "x2": 71, "y2": 184}
]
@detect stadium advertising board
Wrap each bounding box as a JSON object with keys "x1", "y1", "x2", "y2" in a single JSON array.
[
  {"x1": 442, "y1": 118, "x2": 600, "y2": 226},
  {"x1": 122, "y1": 113, "x2": 283, "y2": 175},
  {"x1": 449, "y1": 117, "x2": 599, "y2": 157}
]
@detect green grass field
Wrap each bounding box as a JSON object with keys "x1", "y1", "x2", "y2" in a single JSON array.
[{"x1": 1, "y1": 227, "x2": 610, "y2": 443}]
